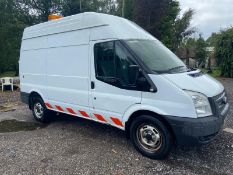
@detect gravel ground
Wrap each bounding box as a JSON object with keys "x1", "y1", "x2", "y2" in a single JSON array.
[
  {"x1": 0, "y1": 78, "x2": 232, "y2": 175},
  {"x1": 0, "y1": 90, "x2": 21, "y2": 106}
]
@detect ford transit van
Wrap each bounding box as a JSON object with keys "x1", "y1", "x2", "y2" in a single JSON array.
[{"x1": 19, "y1": 12, "x2": 229, "y2": 159}]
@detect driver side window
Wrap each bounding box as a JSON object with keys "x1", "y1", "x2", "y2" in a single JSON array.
[{"x1": 94, "y1": 41, "x2": 137, "y2": 88}]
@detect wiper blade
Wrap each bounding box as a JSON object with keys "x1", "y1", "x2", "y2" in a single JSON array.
[
  {"x1": 187, "y1": 68, "x2": 197, "y2": 72},
  {"x1": 152, "y1": 66, "x2": 187, "y2": 74},
  {"x1": 168, "y1": 66, "x2": 186, "y2": 72}
]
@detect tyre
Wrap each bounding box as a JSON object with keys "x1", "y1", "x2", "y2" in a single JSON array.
[
  {"x1": 130, "y1": 115, "x2": 173, "y2": 159},
  {"x1": 31, "y1": 96, "x2": 50, "y2": 123}
]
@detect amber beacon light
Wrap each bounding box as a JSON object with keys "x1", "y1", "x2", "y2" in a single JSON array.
[{"x1": 48, "y1": 14, "x2": 63, "y2": 21}]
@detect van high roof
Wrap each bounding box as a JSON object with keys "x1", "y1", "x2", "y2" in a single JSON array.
[{"x1": 23, "y1": 12, "x2": 154, "y2": 41}]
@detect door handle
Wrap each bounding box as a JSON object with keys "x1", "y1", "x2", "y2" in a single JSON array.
[{"x1": 91, "y1": 81, "x2": 95, "y2": 89}]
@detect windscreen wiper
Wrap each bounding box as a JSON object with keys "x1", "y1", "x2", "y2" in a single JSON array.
[{"x1": 168, "y1": 66, "x2": 186, "y2": 73}]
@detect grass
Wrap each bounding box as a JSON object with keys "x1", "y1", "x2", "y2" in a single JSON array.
[
  {"x1": 209, "y1": 68, "x2": 221, "y2": 78},
  {"x1": 0, "y1": 71, "x2": 16, "y2": 78},
  {"x1": 202, "y1": 67, "x2": 221, "y2": 78}
]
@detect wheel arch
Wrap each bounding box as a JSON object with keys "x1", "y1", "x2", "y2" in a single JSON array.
[
  {"x1": 28, "y1": 91, "x2": 44, "y2": 109},
  {"x1": 125, "y1": 110, "x2": 175, "y2": 141}
]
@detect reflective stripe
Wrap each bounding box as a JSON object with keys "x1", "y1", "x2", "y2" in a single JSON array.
[
  {"x1": 55, "y1": 105, "x2": 64, "y2": 112},
  {"x1": 79, "y1": 110, "x2": 90, "y2": 118},
  {"x1": 66, "y1": 108, "x2": 76, "y2": 115},
  {"x1": 110, "y1": 117, "x2": 124, "y2": 127},
  {"x1": 45, "y1": 103, "x2": 53, "y2": 109},
  {"x1": 94, "y1": 113, "x2": 107, "y2": 122},
  {"x1": 45, "y1": 103, "x2": 124, "y2": 128}
]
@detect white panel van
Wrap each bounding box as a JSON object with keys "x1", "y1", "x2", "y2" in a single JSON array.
[{"x1": 19, "y1": 12, "x2": 229, "y2": 159}]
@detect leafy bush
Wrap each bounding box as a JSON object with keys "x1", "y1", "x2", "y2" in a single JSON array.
[{"x1": 215, "y1": 28, "x2": 233, "y2": 77}]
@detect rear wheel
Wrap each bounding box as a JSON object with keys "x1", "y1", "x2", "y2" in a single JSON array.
[
  {"x1": 130, "y1": 115, "x2": 173, "y2": 159},
  {"x1": 31, "y1": 96, "x2": 49, "y2": 123}
]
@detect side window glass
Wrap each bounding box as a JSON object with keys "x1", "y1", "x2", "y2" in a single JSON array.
[
  {"x1": 115, "y1": 41, "x2": 136, "y2": 85},
  {"x1": 94, "y1": 41, "x2": 115, "y2": 78},
  {"x1": 94, "y1": 41, "x2": 141, "y2": 89}
]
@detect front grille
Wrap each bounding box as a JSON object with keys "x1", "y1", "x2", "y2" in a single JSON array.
[{"x1": 212, "y1": 91, "x2": 228, "y2": 116}]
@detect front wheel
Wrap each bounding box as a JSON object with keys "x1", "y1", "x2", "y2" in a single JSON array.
[{"x1": 130, "y1": 115, "x2": 173, "y2": 159}]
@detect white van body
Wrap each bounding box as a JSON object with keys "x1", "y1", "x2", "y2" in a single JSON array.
[{"x1": 20, "y1": 12, "x2": 229, "y2": 158}]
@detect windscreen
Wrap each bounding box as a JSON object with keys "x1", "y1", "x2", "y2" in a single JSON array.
[{"x1": 125, "y1": 39, "x2": 187, "y2": 74}]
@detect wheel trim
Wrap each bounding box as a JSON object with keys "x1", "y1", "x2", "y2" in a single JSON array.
[
  {"x1": 136, "y1": 124, "x2": 163, "y2": 153},
  {"x1": 34, "y1": 102, "x2": 44, "y2": 119}
]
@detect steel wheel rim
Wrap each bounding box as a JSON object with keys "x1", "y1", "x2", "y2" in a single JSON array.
[
  {"x1": 34, "y1": 102, "x2": 44, "y2": 119},
  {"x1": 136, "y1": 124, "x2": 162, "y2": 152}
]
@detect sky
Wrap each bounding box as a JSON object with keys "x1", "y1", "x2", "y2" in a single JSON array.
[{"x1": 179, "y1": 0, "x2": 233, "y2": 39}]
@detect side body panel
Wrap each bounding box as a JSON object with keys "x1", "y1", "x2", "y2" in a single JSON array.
[
  {"x1": 141, "y1": 74, "x2": 197, "y2": 118},
  {"x1": 20, "y1": 36, "x2": 48, "y2": 100},
  {"x1": 122, "y1": 74, "x2": 197, "y2": 124},
  {"x1": 20, "y1": 28, "x2": 92, "y2": 120},
  {"x1": 45, "y1": 29, "x2": 91, "y2": 116}
]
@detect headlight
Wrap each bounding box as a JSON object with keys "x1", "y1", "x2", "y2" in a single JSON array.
[{"x1": 185, "y1": 90, "x2": 212, "y2": 117}]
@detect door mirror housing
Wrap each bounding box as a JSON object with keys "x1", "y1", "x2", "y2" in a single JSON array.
[
  {"x1": 136, "y1": 76, "x2": 151, "y2": 91},
  {"x1": 129, "y1": 65, "x2": 153, "y2": 92},
  {"x1": 129, "y1": 65, "x2": 140, "y2": 85}
]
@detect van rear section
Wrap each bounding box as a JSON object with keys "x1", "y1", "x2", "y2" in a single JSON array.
[{"x1": 20, "y1": 12, "x2": 229, "y2": 160}]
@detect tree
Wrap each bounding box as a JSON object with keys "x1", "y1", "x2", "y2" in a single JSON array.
[
  {"x1": 206, "y1": 32, "x2": 221, "y2": 47},
  {"x1": 173, "y1": 9, "x2": 195, "y2": 50},
  {"x1": 215, "y1": 28, "x2": 233, "y2": 77},
  {"x1": 181, "y1": 37, "x2": 196, "y2": 48},
  {"x1": 133, "y1": 0, "x2": 169, "y2": 40},
  {"x1": 180, "y1": 36, "x2": 209, "y2": 68},
  {"x1": 118, "y1": 0, "x2": 134, "y2": 19},
  {"x1": 17, "y1": 0, "x2": 63, "y2": 22},
  {"x1": 195, "y1": 34, "x2": 207, "y2": 67},
  {"x1": 132, "y1": 0, "x2": 194, "y2": 51},
  {"x1": 0, "y1": 0, "x2": 26, "y2": 74},
  {"x1": 159, "y1": 0, "x2": 180, "y2": 50},
  {"x1": 61, "y1": 0, "x2": 118, "y2": 16}
]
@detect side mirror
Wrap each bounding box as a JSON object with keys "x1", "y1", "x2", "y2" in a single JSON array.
[
  {"x1": 129, "y1": 65, "x2": 140, "y2": 85},
  {"x1": 136, "y1": 76, "x2": 152, "y2": 91},
  {"x1": 128, "y1": 65, "x2": 156, "y2": 92},
  {"x1": 136, "y1": 76, "x2": 147, "y2": 86}
]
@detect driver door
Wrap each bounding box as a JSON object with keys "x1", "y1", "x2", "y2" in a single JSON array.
[{"x1": 89, "y1": 40, "x2": 142, "y2": 127}]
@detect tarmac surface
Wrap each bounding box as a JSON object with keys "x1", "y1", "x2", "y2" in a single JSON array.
[{"x1": 0, "y1": 78, "x2": 232, "y2": 175}]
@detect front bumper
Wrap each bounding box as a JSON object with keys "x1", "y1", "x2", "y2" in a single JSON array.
[{"x1": 165, "y1": 103, "x2": 230, "y2": 146}]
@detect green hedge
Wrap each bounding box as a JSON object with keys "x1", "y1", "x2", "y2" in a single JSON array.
[{"x1": 215, "y1": 28, "x2": 233, "y2": 78}]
